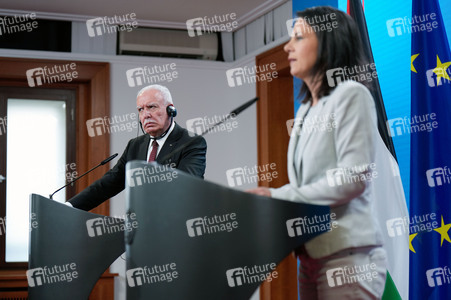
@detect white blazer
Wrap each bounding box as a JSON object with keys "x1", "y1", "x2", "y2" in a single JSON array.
[{"x1": 271, "y1": 81, "x2": 383, "y2": 259}]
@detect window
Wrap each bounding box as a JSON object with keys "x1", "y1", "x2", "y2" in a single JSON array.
[{"x1": 0, "y1": 87, "x2": 75, "y2": 266}]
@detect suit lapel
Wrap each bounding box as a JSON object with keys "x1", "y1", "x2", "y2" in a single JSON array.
[
  {"x1": 287, "y1": 102, "x2": 311, "y2": 185},
  {"x1": 156, "y1": 123, "x2": 182, "y2": 165},
  {"x1": 296, "y1": 100, "x2": 327, "y2": 166},
  {"x1": 139, "y1": 135, "x2": 151, "y2": 161}
]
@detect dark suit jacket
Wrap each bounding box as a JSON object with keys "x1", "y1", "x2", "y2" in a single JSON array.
[{"x1": 69, "y1": 123, "x2": 207, "y2": 211}]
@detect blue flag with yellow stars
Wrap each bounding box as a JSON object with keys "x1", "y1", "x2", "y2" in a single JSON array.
[{"x1": 410, "y1": 0, "x2": 451, "y2": 299}]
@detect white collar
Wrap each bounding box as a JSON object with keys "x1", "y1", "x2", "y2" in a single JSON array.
[{"x1": 150, "y1": 120, "x2": 175, "y2": 143}]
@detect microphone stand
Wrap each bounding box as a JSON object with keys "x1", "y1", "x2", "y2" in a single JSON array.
[{"x1": 49, "y1": 153, "x2": 118, "y2": 200}]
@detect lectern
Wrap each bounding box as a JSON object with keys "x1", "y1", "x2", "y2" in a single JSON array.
[
  {"x1": 124, "y1": 161, "x2": 331, "y2": 300},
  {"x1": 28, "y1": 194, "x2": 125, "y2": 299}
]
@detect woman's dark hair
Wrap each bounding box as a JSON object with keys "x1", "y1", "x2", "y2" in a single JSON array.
[{"x1": 296, "y1": 6, "x2": 371, "y2": 103}]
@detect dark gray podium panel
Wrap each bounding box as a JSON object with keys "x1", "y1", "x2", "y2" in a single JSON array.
[
  {"x1": 125, "y1": 161, "x2": 331, "y2": 300},
  {"x1": 28, "y1": 194, "x2": 125, "y2": 300}
]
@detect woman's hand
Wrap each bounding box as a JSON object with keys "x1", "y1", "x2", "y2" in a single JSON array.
[{"x1": 246, "y1": 187, "x2": 271, "y2": 197}]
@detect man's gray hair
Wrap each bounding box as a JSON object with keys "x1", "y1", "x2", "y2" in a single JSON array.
[{"x1": 137, "y1": 84, "x2": 173, "y2": 104}]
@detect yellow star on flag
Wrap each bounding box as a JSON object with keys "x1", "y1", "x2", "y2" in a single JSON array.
[
  {"x1": 409, "y1": 233, "x2": 418, "y2": 253},
  {"x1": 411, "y1": 53, "x2": 419, "y2": 73},
  {"x1": 433, "y1": 55, "x2": 451, "y2": 84},
  {"x1": 433, "y1": 216, "x2": 451, "y2": 246}
]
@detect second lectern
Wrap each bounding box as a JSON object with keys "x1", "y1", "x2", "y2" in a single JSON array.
[{"x1": 124, "y1": 161, "x2": 332, "y2": 300}]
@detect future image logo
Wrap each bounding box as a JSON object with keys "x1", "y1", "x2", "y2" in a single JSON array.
[
  {"x1": 226, "y1": 163, "x2": 278, "y2": 187},
  {"x1": 386, "y1": 118, "x2": 406, "y2": 137},
  {"x1": 386, "y1": 218, "x2": 407, "y2": 237},
  {"x1": 126, "y1": 264, "x2": 178, "y2": 287},
  {"x1": 326, "y1": 264, "x2": 378, "y2": 287},
  {"x1": 86, "y1": 113, "x2": 138, "y2": 137},
  {"x1": 426, "y1": 66, "x2": 451, "y2": 87},
  {"x1": 0, "y1": 216, "x2": 5, "y2": 236},
  {"x1": 126, "y1": 63, "x2": 178, "y2": 87},
  {"x1": 226, "y1": 64, "x2": 278, "y2": 87},
  {"x1": 325, "y1": 63, "x2": 377, "y2": 88},
  {"x1": 226, "y1": 263, "x2": 278, "y2": 287},
  {"x1": 186, "y1": 13, "x2": 238, "y2": 37},
  {"x1": 86, "y1": 213, "x2": 137, "y2": 237},
  {"x1": 126, "y1": 268, "x2": 145, "y2": 287},
  {"x1": 386, "y1": 213, "x2": 439, "y2": 238},
  {"x1": 26, "y1": 263, "x2": 79, "y2": 287},
  {"x1": 426, "y1": 167, "x2": 451, "y2": 187},
  {"x1": 426, "y1": 267, "x2": 451, "y2": 287},
  {"x1": 326, "y1": 163, "x2": 377, "y2": 187},
  {"x1": 386, "y1": 18, "x2": 405, "y2": 37},
  {"x1": 0, "y1": 13, "x2": 38, "y2": 36},
  {"x1": 0, "y1": 116, "x2": 6, "y2": 135},
  {"x1": 186, "y1": 213, "x2": 238, "y2": 237},
  {"x1": 127, "y1": 168, "x2": 145, "y2": 187},
  {"x1": 386, "y1": 113, "x2": 438, "y2": 137},
  {"x1": 286, "y1": 13, "x2": 338, "y2": 37},
  {"x1": 286, "y1": 112, "x2": 337, "y2": 136},
  {"x1": 386, "y1": 14, "x2": 438, "y2": 37},
  {"x1": 186, "y1": 113, "x2": 238, "y2": 136},
  {"x1": 27, "y1": 268, "x2": 45, "y2": 287},
  {"x1": 286, "y1": 213, "x2": 338, "y2": 237},
  {"x1": 86, "y1": 13, "x2": 138, "y2": 37},
  {"x1": 126, "y1": 164, "x2": 178, "y2": 187},
  {"x1": 26, "y1": 63, "x2": 78, "y2": 87}
]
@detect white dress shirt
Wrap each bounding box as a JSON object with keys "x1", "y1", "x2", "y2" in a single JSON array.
[{"x1": 146, "y1": 121, "x2": 176, "y2": 161}]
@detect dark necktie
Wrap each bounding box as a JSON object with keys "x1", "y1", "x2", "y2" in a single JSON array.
[{"x1": 148, "y1": 140, "x2": 159, "y2": 162}]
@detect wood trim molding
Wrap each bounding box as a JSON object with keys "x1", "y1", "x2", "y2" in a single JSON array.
[{"x1": 255, "y1": 44, "x2": 298, "y2": 300}]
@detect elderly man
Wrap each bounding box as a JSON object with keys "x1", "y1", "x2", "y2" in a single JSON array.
[{"x1": 67, "y1": 84, "x2": 207, "y2": 211}]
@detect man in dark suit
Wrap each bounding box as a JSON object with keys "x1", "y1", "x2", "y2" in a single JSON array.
[{"x1": 67, "y1": 84, "x2": 207, "y2": 211}]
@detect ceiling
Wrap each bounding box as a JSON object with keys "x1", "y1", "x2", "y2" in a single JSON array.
[{"x1": 0, "y1": 0, "x2": 288, "y2": 29}]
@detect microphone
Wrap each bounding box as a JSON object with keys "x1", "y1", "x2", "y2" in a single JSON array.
[
  {"x1": 158, "y1": 97, "x2": 259, "y2": 163},
  {"x1": 99, "y1": 154, "x2": 118, "y2": 165},
  {"x1": 49, "y1": 153, "x2": 118, "y2": 200}
]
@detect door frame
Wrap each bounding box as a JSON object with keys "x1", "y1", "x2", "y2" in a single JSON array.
[{"x1": 256, "y1": 43, "x2": 298, "y2": 300}]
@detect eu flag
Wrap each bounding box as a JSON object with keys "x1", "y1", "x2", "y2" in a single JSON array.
[{"x1": 410, "y1": 0, "x2": 451, "y2": 299}]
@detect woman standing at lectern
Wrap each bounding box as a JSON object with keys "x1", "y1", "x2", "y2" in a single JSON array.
[{"x1": 247, "y1": 6, "x2": 387, "y2": 300}]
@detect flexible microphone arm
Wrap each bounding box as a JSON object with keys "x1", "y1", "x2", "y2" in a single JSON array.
[
  {"x1": 201, "y1": 97, "x2": 258, "y2": 135},
  {"x1": 158, "y1": 97, "x2": 259, "y2": 163},
  {"x1": 49, "y1": 153, "x2": 118, "y2": 200}
]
